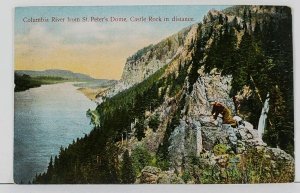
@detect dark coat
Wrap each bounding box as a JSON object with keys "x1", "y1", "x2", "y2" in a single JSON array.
[{"x1": 212, "y1": 102, "x2": 237, "y2": 127}]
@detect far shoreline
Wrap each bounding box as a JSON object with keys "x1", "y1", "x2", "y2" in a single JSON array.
[{"x1": 77, "y1": 87, "x2": 108, "y2": 101}]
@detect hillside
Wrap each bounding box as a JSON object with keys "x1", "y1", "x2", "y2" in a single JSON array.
[
  {"x1": 96, "y1": 25, "x2": 193, "y2": 102},
  {"x1": 16, "y1": 69, "x2": 95, "y2": 81},
  {"x1": 15, "y1": 70, "x2": 117, "y2": 93},
  {"x1": 14, "y1": 73, "x2": 67, "y2": 92},
  {"x1": 33, "y1": 5, "x2": 294, "y2": 184}
]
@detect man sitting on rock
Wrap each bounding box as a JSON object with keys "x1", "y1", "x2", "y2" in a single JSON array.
[
  {"x1": 210, "y1": 101, "x2": 238, "y2": 153},
  {"x1": 210, "y1": 101, "x2": 237, "y2": 127}
]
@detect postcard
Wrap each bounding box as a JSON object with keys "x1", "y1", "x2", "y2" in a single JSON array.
[{"x1": 14, "y1": 5, "x2": 294, "y2": 184}]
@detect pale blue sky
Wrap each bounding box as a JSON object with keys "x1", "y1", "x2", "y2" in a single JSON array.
[{"x1": 15, "y1": 5, "x2": 229, "y2": 79}]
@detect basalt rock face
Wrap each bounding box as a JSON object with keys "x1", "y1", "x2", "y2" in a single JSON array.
[
  {"x1": 112, "y1": 5, "x2": 293, "y2": 183},
  {"x1": 126, "y1": 5, "x2": 294, "y2": 183},
  {"x1": 96, "y1": 26, "x2": 194, "y2": 102},
  {"x1": 121, "y1": 27, "x2": 191, "y2": 85}
]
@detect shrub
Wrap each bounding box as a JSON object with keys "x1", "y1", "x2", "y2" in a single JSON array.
[
  {"x1": 148, "y1": 114, "x2": 160, "y2": 132},
  {"x1": 213, "y1": 144, "x2": 229, "y2": 156},
  {"x1": 131, "y1": 145, "x2": 152, "y2": 175},
  {"x1": 182, "y1": 171, "x2": 192, "y2": 183}
]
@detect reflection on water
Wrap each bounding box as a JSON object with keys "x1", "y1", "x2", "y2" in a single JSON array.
[{"x1": 14, "y1": 82, "x2": 97, "y2": 183}]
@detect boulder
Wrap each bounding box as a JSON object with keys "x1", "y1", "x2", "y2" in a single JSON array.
[
  {"x1": 139, "y1": 166, "x2": 162, "y2": 184},
  {"x1": 138, "y1": 166, "x2": 184, "y2": 184}
]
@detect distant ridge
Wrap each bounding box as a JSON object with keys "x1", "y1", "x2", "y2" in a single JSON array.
[{"x1": 16, "y1": 69, "x2": 95, "y2": 81}]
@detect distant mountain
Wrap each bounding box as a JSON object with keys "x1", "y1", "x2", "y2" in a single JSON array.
[{"x1": 15, "y1": 69, "x2": 95, "y2": 81}]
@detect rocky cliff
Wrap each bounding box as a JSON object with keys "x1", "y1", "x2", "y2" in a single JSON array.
[
  {"x1": 125, "y1": 5, "x2": 294, "y2": 183},
  {"x1": 35, "y1": 5, "x2": 294, "y2": 184},
  {"x1": 95, "y1": 25, "x2": 194, "y2": 102},
  {"x1": 121, "y1": 26, "x2": 192, "y2": 85}
]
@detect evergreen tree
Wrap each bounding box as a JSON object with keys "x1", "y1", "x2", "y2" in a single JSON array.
[
  {"x1": 47, "y1": 156, "x2": 54, "y2": 174},
  {"x1": 121, "y1": 150, "x2": 136, "y2": 184},
  {"x1": 242, "y1": 8, "x2": 248, "y2": 30},
  {"x1": 43, "y1": 156, "x2": 54, "y2": 183}
]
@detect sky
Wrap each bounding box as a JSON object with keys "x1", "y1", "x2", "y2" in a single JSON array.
[{"x1": 15, "y1": 5, "x2": 228, "y2": 80}]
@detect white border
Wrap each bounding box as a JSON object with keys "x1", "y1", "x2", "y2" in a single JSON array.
[{"x1": 1, "y1": 0, "x2": 299, "y2": 192}]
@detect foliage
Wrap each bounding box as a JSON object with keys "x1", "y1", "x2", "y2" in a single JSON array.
[
  {"x1": 168, "y1": 62, "x2": 190, "y2": 97},
  {"x1": 15, "y1": 73, "x2": 66, "y2": 92},
  {"x1": 148, "y1": 113, "x2": 160, "y2": 132},
  {"x1": 127, "y1": 44, "x2": 153, "y2": 61},
  {"x1": 15, "y1": 74, "x2": 41, "y2": 92},
  {"x1": 213, "y1": 144, "x2": 230, "y2": 156},
  {"x1": 181, "y1": 170, "x2": 192, "y2": 183},
  {"x1": 131, "y1": 145, "x2": 153, "y2": 175},
  {"x1": 121, "y1": 150, "x2": 136, "y2": 183},
  {"x1": 184, "y1": 148, "x2": 294, "y2": 184},
  {"x1": 204, "y1": 16, "x2": 238, "y2": 77},
  {"x1": 187, "y1": 23, "x2": 206, "y2": 93},
  {"x1": 156, "y1": 94, "x2": 186, "y2": 170},
  {"x1": 202, "y1": 7, "x2": 293, "y2": 155},
  {"x1": 135, "y1": 120, "x2": 146, "y2": 141}
]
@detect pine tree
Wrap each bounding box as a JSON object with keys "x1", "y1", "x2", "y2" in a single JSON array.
[
  {"x1": 47, "y1": 156, "x2": 54, "y2": 174},
  {"x1": 121, "y1": 150, "x2": 136, "y2": 184},
  {"x1": 242, "y1": 8, "x2": 248, "y2": 30},
  {"x1": 45, "y1": 156, "x2": 54, "y2": 183}
]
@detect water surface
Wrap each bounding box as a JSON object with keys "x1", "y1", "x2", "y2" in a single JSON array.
[{"x1": 14, "y1": 82, "x2": 97, "y2": 183}]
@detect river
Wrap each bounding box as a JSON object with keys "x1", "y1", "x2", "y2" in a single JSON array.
[{"x1": 14, "y1": 82, "x2": 97, "y2": 183}]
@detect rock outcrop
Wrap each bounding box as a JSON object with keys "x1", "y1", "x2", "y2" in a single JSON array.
[
  {"x1": 137, "y1": 166, "x2": 184, "y2": 184},
  {"x1": 95, "y1": 25, "x2": 196, "y2": 102}
]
